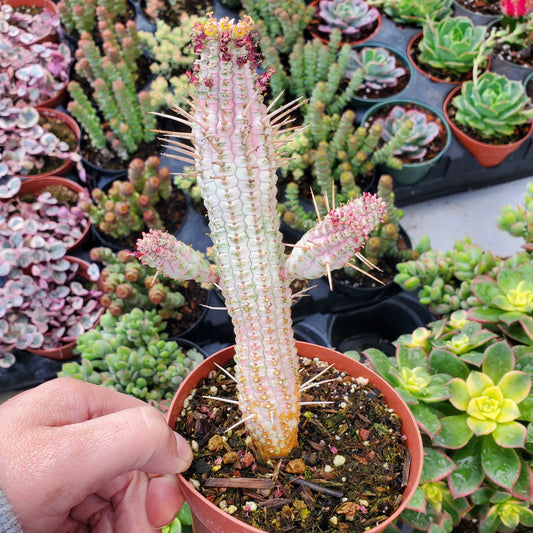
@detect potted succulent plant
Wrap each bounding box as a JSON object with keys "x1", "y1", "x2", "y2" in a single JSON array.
[
  {"x1": 443, "y1": 53, "x2": 533, "y2": 167},
  {"x1": 135, "y1": 16, "x2": 423, "y2": 533},
  {"x1": 58, "y1": 308, "x2": 205, "y2": 410},
  {"x1": 365, "y1": 308, "x2": 533, "y2": 533},
  {"x1": 362, "y1": 100, "x2": 451, "y2": 185},
  {"x1": 80, "y1": 156, "x2": 187, "y2": 250},
  {"x1": 66, "y1": 23, "x2": 158, "y2": 177},
  {"x1": 346, "y1": 44, "x2": 412, "y2": 106},
  {"x1": 0, "y1": 37, "x2": 72, "y2": 107},
  {"x1": 367, "y1": 0, "x2": 453, "y2": 26},
  {"x1": 0, "y1": 254, "x2": 103, "y2": 366},
  {"x1": 407, "y1": 16, "x2": 489, "y2": 84},
  {"x1": 0, "y1": 99, "x2": 83, "y2": 178},
  {"x1": 88, "y1": 246, "x2": 212, "y2": 339},
  {"x1": 308, "y1": 0, "x2": 382, "y2": 45},
  {"x1": 0, "y1": 0, "x2": 60, "y2": 46}
]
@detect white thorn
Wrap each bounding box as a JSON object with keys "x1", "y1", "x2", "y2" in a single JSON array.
[
  {"x1": 214, "y1": 363, "x2": 238, "y2": 383},
  {"x1": 203, "y1": 395, "x2": 239, "y2": 405}
]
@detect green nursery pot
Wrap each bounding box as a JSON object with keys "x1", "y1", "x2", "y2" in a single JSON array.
[
  {"x1": 167, "y1": 341, "x2": 424, "y2": 533},
  {"x1": 362, "y1": 99, "x2": 451, "y2": 186}
]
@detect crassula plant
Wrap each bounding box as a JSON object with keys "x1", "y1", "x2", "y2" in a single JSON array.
[
  {"x1": 0, "y1": 257, "x2": 102, "y2": 368},
  {"x1": 59, "y1": 308, "x2": 204, "y2": 409},
  {"x1": 371, "y1": 105, "x2": 441, "y2": 161},
  {"x1": 0, "y1": 183, "x2": 90, "y2": 276},
  {"x1": 0, "y1": 37, "x2": 71, "y2": 106},
  {"x1": 0, "y1": 99, "x2": 82, "y2": 178},
  {"x1": 364, "y1": 310, "x2": 533, "y2": 532},
  {"x1": 80, "y1": 156, "x2": 172, "y2": 240},
  {"x1": 0, "y1": 2, "x2": 60, "y2": 45},
  {"x1": 135, "y1": 16, "x2": 387, "y2": 460},
  {"x1": 316, "y1": 0, "x2": 380, "y2": 38}
]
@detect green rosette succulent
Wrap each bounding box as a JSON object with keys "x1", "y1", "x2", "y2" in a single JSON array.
[
  {"x1": 451, "y1": 71, "x2": 533, "y2": 141},
  {"x1": 368, "y1": 0, "x2": 452, "y2": 26},
  {"x1": 418, "y1": 16, "x2": 487, "y2": 75},
  {"x1": 469, "y1": 262, "x2": 533, "y2": 345},
  {"x1": 365, "y1": 310, "x2": 533, "y2": 531}
]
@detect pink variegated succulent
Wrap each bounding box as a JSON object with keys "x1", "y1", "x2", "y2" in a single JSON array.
[{"x1": 136, "y1": 16, "x2": 386, "y2": 460}]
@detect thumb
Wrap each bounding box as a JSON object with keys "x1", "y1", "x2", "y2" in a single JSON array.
[{"x1": 55, "y1": 404, "x2": 192, "y2": 491}]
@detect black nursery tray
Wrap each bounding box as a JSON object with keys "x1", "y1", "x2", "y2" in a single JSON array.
[{"x1": 352, "y1": 10, "x2": 533, "y2": 206}]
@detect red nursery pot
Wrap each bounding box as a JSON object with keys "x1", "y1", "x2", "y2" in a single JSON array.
[
  {"x1": 4, "y1": 0, "x2": 60, "y2": 44},
  {"x1": 22, "y1": 107, "x2": 81, "y2": 178},
  {"x1": 25, "y1": 256, "x2": 103, "y2": 361},
  {"x1": 17, "y1": 176, "x2": 91, "y2": 252},
  {"x1": 443, "y1": 85, "x2": 533, "y2": 167},
  {"x1": 407, "y1": 32, "x2": 491, "y2": 85},
  {"x1": 167, "y1": 341, "x2": 424, "y2": 533}
]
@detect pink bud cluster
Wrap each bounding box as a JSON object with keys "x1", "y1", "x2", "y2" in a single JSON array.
[{"x1": 501, "y1": 0, "x2": 533, "y2": 16}]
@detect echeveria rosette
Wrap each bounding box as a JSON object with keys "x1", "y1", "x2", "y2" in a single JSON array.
[
  {"x1": 136, "y1": 16, "x2": 386, "y2": 461},
  {"x1": 317, "y1": 0, "x2": 379, "y2": 36},
  {"x1": 346, "y1": 46, "x2": 406, "y2": 90},
  {"x1": 418, "y1": 16, "x2": 487, "y2": 75},
  {"x1": 469, "y1": 262, "x2": 533, "y2": 345},
  {"x1": 481, "y1": 491, "x2": 533, "y2": 532},
  {"x1": 372, "y1": 105, "x2": 440, "y2": 161},
  {"x1": 451, "y1": 72, "x2": 533, "y2": 141},
  {"x1": 435, "y1": 339, "x2": 533, "y2": 492}
]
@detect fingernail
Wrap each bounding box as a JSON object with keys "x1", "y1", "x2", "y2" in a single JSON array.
[{"x1": 174, "y1": 432, "x2": 193, "y2": 472}]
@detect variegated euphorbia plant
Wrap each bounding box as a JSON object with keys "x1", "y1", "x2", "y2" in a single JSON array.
[{"x1": 136, "y1": 15, "x2": 386, "y2": 460}]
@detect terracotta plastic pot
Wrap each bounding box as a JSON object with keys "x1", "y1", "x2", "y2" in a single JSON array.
[
  {"x1": 308, "y1": 0, "x2": 382, "y2": 46},
  {"x1": 407, "y1": 32, "x2": 491, "y2": 85},
  {"x1": 4, "y1": 0, "x2": 59, "y2": 45},
  {"x1": 167, "y1": 341, "x2": 424, "y2": 533},
  {"x1": 443, "y1": 85, "x2": 533, "y2": 168},
  {"x1": 362, "y1": 100, "x2": 451, "y2": 186},
  {"x1": 26, "y1": 256, "x2": 103, "y2": 360},
  {"x1": 16, "y1": 176, "x2": 91, "y2": 252},
  {"x1": 21, "y1": 108, "x2": 81, "y2": 178}
]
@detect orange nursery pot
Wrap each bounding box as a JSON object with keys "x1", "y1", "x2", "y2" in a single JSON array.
[{"x1": 167, "y1": 341, "x2": 424, "y2": 533}]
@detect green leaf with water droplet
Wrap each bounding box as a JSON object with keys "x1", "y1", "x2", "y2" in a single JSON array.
[{"x1": 481, "y1": 436, "x2": 520, "y2": 489}]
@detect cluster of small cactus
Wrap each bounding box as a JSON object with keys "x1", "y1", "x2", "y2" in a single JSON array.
[
  {"x1": 58, "y1": 308, "x2": 204, "y2": 408},
  {"x1": 498, "y1": 180, "x2": 533, "y2": 249},
  {"x1": 66, "y1": 20, "x2": 157, "y2": 161},
  {"x1": 316, "y1": 0, "x2": 380, "y2": 37},
  {"x1": 451, "y1": 70, "x2": 533, "y2": 141},
  {"x1": 80, "y1": 156, "x2": 172, "y2": 239},
  {"x1": 417, "y1": 16, "x2": 488, "y2": 76},
  {"x1": 371, "y1": 104, "x2": 441, "y2": 161},
  {"x1": 367, "y1": 0, "x2": 452, "y2": 25},
  {"x1": 346, "y1": 46, "x2": 407, "y2": 91},
  {"x1": 57, "y1": 0, "x2": 126, "y2": 37},
  {"x1": 135, "y1": 16, "x2": 387, "y2": 460},
  {"x1": 89, "y1": 246, "x2": 206, "y2": 322}
]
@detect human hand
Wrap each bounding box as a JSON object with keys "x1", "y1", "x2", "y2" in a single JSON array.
[{"x1": 0, "y1": 377, "x2": 193, "y2": 532}]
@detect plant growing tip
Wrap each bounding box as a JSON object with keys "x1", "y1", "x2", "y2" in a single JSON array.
[{"x1": 136, "y1": 15, "x2": 386, "y2": 460}]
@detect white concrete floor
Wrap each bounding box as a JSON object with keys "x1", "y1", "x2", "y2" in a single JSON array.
[{"x1": 401, "y1": 176, "x2": 533, "y2": 258}]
